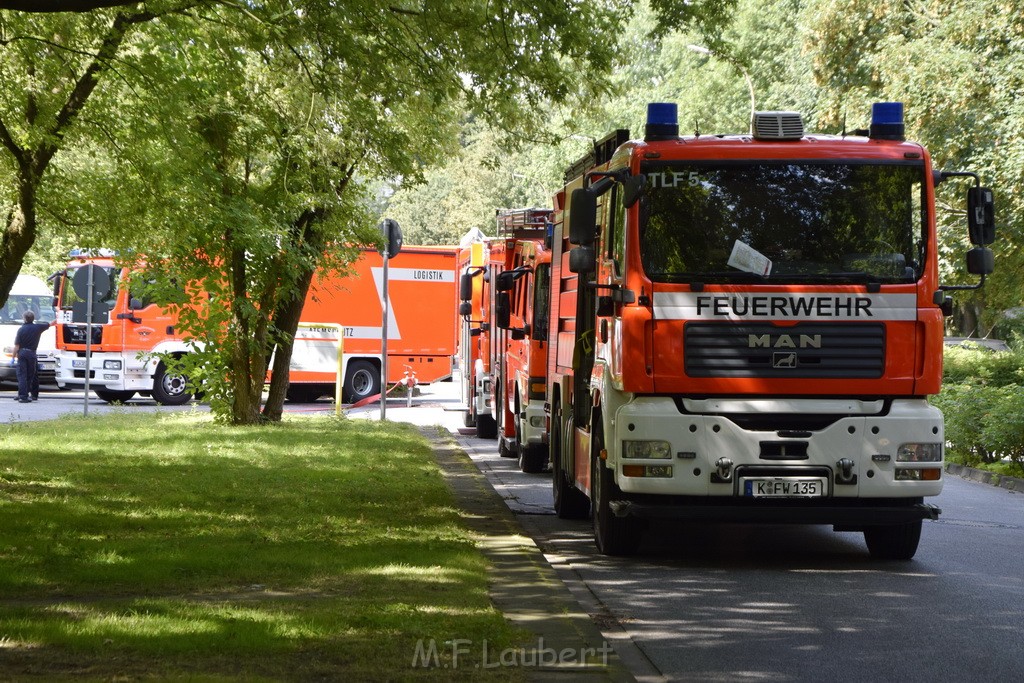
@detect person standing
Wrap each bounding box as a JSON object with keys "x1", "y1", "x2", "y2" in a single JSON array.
[{"x1": 13, "y1": 311, "x2": 55, "y2": 403}]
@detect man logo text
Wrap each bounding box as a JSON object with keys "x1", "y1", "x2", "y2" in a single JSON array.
[{"x1": 748, "y1": 334, "x2": 822, "y2": 349}]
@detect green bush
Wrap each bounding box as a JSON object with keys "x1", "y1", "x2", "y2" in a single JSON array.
[
  {"x1": 932, "y1": 383, "x2": 993, "y2": 465},
  {"x1": 981, "y1": 384, "x2": 1024, "y2": 474},
  {"x1": 942, "y1": 343, "x2": 1024, "y2": 386}
]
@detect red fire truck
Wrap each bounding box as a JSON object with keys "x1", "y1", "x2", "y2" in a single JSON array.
[
  {"x1": 457, "y1": 233, "x2": 498, "y2": 438},
  {"x1": 546, "y1": 102, "x2": 995, "y2": 558},
  {"x1": 492, "y1": 208, "x2": 554, "y2": 473}
]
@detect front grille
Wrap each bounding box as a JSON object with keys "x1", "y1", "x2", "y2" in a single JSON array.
[
  {"x1": 62, "y1": 324, "x2": 103, "y2": 345},
  {"x1": 685, "y1": 322, "x2": 885, "y2": 378}
]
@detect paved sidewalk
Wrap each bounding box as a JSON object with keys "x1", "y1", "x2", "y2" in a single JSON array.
[{"x1": 422, "y1": 427, "x2": 635, "y2": 682}]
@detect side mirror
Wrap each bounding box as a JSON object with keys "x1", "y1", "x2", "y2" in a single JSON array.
[
  {"x1": 458, "y1": 301, "x2": 472, "y2": 317},
  {"x1": 966, "y1": 247, "x2": 994, "y2": 276},
  {"x1": 129, "y1": 297, "x2": 144, "y2": 311},
  {"x1": 569, "y1": 245, "x2": 596, "y2": 274},
  {"x1": 459, "y1": 272, "x2": 474, "y2": 302},
  {"x1": 967, "y1": 187, "x2": 995, "y2": 245},
  {"x1": 495, "y1": 292, "x2": 511, "y2": 329},
  {"x1": 569, "y1": 187, "x2": 597, "y2": 246},
  {"x1": 495, "y1": 271, "x2": 516, "y2": 293},
  {"x1": 622, "y1": 173, "x2": 646, "y2": 208}
]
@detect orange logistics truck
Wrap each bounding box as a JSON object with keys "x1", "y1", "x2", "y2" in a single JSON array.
[
  {"x1": 546, "y1": 102, "x2": 995, "y2": 559},
  {"x1": 53, "y1": 247, "x2": 458, "y2": 404}
]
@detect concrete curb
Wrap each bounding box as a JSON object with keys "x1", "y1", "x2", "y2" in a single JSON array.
[
  {"x1": 946, "y1": 462, "x2": 1024, "y2": 492},
  {"x1": 423, "y1": 427, "x2": 635, "y2": 682}
]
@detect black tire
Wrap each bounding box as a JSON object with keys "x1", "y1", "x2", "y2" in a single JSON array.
[
  {"x1": 552, "y1": 407, "x2": 589, "y2": 519},
  {"x1": 517, "y1": 411, "x2": 546, "y2": 473},
  {"x1": 519, "y1": 443, "x2": 547, "y2": 474},
  {"x1": 499, "y1": 436, "x2": 516, "y2": 458},
  {"x1": 864, "y1": 520, "x2": 922, "y2": 560},
  {"x1": 151, "y1": 363, "x2": 192, "y2": 406},
  {"x1": 476, "y1": 411, "x2": 497, "y2": 439},
  {"x1": 93, "y1": 388, "x2": 136, "y2": 403},
  {"x1": 592, "y1": 417, "x2": 642, "y2": 556},
  {"x1": 343, "y1": 360, "x2": 380, "y2": 403}
]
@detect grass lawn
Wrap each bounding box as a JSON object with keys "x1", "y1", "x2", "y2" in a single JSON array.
[{"x1": 0, "y1": 412, "x2": 524, "y2": 680}]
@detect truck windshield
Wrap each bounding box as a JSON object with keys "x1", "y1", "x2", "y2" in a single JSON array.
[
  {"x1": 2, "y1": 295, "x2": 56, "y2": 324},
  {"x1": 638, "y1": 161, "x2": 926, "y2": 285}
]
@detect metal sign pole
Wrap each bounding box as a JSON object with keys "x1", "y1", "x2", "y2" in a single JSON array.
[
  {"x1": 83, "y1": 266, "x2": 93, "y2": 417},
  {"x1": 380, "y1": 248, "x2": 389, "y2": 421}
]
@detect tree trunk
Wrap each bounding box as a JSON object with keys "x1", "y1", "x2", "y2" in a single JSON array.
[{"x1": 262, "y1": 209, "x2": 330, "y2": 422}]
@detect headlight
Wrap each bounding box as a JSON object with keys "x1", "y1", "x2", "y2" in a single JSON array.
[
  {"x1": 622, "y1": 440, "x2": 672, "y2": 459},
  {"x1": 103, "y1": 360, "x2": 123, "y2": 370},
  {"x1": 896, "y1": 443, "x2": 942, "y2": 462}
]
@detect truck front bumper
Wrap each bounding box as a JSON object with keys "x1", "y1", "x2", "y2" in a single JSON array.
[{"x1": 609, "y1": 497, "x2": 940, "y2": 527}]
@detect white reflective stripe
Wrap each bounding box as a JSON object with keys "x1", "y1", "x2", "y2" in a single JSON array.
[
  {"x1": 653, "y1": 292, "x2": 918, "y2": 321},
  {"x1": 370, "y1": 267, "x2": 402, "y2": 340}
]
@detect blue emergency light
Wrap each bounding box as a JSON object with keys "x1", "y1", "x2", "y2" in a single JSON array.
[
  {"x1": 645, "y1": 102, "x2": 679, "y2": 141},
  {"x1": 869, "y1": 101, "x2": 905, "y2": 141}
]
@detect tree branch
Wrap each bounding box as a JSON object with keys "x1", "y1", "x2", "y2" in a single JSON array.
[{"x1": 0, "y1": 1, "x2": 144, "y2": 11}]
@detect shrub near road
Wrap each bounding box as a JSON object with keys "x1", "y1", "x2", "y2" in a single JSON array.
[
  {"x1": 0, "y1": 413, "x2": 523, "y2": 680},
  {"x1": 933, "y1": 342, "x2": 1024, "y2": 475}
]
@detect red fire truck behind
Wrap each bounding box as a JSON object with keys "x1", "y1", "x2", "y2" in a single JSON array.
[
  {"x1": 492, "y1": 208, "x2": 554, "y2": 473},
  {"x1": 546, "y1": 102, "x2": 995, "y2": 559}
]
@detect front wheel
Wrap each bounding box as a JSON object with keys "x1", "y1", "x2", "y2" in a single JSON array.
[
  {"x1": 592, "y1": 456, "x2": 642, "y2": 556},
  {"x1": 151, "y1": 363, "x2": 192, "y2": 406},
  {"x1": 94, "y1": 388, "x2": 136, "y2": 403},
  {"x1": 476, "y1": 412, "x2": 497, "y2": 439},
  {"x1": 517, "y1": 413, "x2": 546, "y2": 473},
  {"x1": 864, "y1": 520, "x2": 922, "y2": 560},
  {"x1": 592, "y1": 416, "x2": 642, "y2": 556},
  {"x1": 551, "y1": 407, "x2": 589, "y2": 519}
]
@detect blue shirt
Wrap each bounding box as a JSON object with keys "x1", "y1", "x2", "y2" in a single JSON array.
[{"x1": 14, "y1": 322, "x2": 49, "y2": 352}]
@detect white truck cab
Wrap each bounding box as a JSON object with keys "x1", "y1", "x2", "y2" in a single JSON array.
[{"x1": 1, "y1": 274, "x2": 58, "y2": 386}]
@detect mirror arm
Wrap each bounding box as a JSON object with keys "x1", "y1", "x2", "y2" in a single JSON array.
[{"x1": 939, "y1": 274, "x2": 986, "y2": 292}]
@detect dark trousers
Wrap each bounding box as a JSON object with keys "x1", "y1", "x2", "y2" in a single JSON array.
[{"x1": 16, "y1": 348, "x2": 39, "y2": 400}]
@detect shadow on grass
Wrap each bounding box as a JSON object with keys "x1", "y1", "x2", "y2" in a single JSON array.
[{"x1": 0, "y1": 414, "x2": 524, "y2": 680}]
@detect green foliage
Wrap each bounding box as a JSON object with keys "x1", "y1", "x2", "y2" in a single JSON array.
[
  {"x1": 0, "y1": 413, "x2": 524, "y2": 678},
  {"x1": 942, "y1": 343, "x2": 1024, "y2": 386},
  {"x1": 936, "y1": 344, "x2": 1024, "y2": 472},
  {"x1": 931, "y1": 383, "x2": 991, "y2": 464},
  {"x1": 982, "y1": 384, "x2": 1024, "y2": 473}
]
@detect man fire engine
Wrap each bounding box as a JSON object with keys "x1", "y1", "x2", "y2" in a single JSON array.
[
  {"x1": 492, "y1": 208, "x2": 554, "y2": 473},
  {"x1": 546, "y1": 102, "x2": 995, "y2": 559}
]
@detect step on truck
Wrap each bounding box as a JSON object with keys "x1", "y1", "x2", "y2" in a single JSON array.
[{"x1": 546, "y1": 102, "x2": 995, "y2": 559}]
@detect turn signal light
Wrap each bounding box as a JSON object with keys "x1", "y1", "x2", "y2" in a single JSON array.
[{"x1": 895, "y1": 467, "x2": 941, "y2": 481}]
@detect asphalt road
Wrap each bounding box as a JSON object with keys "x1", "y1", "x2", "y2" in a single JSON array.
[{"x1": 9, "y1": 379, "x2": 1024, "y2": 682}]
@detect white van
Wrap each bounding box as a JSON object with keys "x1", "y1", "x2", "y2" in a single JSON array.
[{"x1": 1, "y1": 274, "x2": 58, "y2": 386}]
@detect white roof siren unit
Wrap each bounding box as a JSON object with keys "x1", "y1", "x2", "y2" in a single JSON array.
[{"x1": 752, "y1": 111, "x2": 805, "y2": 141}]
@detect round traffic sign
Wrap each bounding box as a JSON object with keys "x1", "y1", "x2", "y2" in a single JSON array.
[{"x1": 72, "y1": 264, "x2": 112, "y2": 301}]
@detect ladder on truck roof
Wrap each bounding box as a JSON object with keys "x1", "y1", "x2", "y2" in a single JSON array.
[{"x1": 494, "y1": 207, "x2": 552, "y2": 240}]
